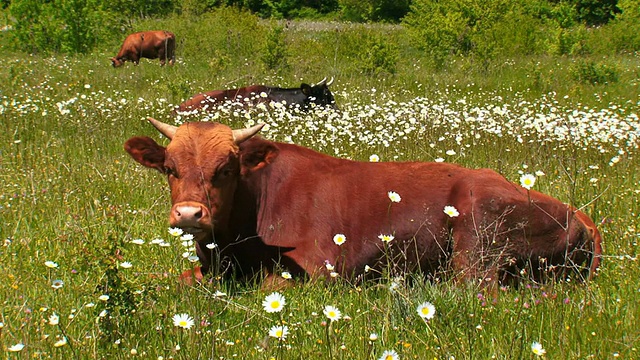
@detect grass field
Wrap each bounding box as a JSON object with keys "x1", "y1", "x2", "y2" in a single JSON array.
[{"x1": 1, "y1": 13, "x2": 639, "y2": 360}]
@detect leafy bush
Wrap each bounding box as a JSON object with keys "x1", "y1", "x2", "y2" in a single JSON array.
[
  {"x1": 357, "y1": 36, "x2": 398, "y2": 75},
  {"x1": 570, "y1": 59, "x2": 620, "y2": 84},
  {"x1": 338, "y1": 0, "x2": 410, "y2": 23},
  {"x1": 8, "y1": 0, "x2": 118, "y2": 54},
  {"x1": 403, "y1": 0, "x2": 512, "y2": 67},
  {"x1": 260, "y1": 25, "x2": 290, "y2": 71}
]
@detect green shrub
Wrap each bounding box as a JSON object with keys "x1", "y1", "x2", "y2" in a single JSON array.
[
  {"x1": 260, "y1": 25, "x2": 290, "y2": 71},
  {"x1": 8, "y1": 0, "x2": 118, "y2": 54},
  {"x1": 570, "y1": 59, "x2": 620, "y2": 84},
  {"x1": 357, "y1": 36, "x2": 398, "y2": 75}
]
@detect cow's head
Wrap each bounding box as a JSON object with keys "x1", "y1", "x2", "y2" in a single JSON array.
[
  {"x1": 124, "y1": 118, "x2": 265, "y2": 235},
  {"x1": 301, "y1": 77, "x2": 337, "y2": 109},
  {"x1": 111, "y1": 57, "x2": 125, "y2": 68}
]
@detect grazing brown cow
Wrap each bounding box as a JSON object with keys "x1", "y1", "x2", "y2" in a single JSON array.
[
  {"x1": 111, "y1": 31, "x2": 175, "y2": 67},
  {"x1": 176, "y1": 78, "x2": 336, "y2": 113},
  {"x1": 124, "y1": 118, "x2": 602, "y2": 288}
]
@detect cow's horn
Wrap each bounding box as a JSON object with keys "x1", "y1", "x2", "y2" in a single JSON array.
[
  {"x1": 315, "y1": 77, "x2": 327, "y2": 86},
  {"x1": 233, "y1": 123, "x2": 265, "y2": 144},
  {"x1": 147, "y1": 117, "x2": 177, "y2": 139},
  {"x1": 327, "y1": 77, "x2": 334, "y2": 86}
]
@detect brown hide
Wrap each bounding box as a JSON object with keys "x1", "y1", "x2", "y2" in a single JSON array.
[
  {"x1": 176, "y1": 80, "x2": 337, "y2": 113},
  {"x1": 124, "y1": 120, "x2": 602, "y2": 286},
  {"x1": 177, "y1": 85, "x2": 270, "y2": 113},
  {"x1": 111, "y1": 31, "x2": 176, "y2": 67}
]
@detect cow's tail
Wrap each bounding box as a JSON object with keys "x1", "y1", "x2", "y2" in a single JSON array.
[
  {"x1": 575, "y1": 210, "x2": 603, "y2": 280},
  {"x1": 164, "y1": 31, "x2": 175, "y2": 65}
]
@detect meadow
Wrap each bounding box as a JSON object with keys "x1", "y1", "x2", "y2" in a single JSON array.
[{"x1": 1, "y1": 10, "x2": 639, "y2": 360}]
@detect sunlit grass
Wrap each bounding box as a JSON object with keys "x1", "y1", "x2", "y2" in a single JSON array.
[{"x1": 1, "y1": 21, "x2": 639, "y2": 359}]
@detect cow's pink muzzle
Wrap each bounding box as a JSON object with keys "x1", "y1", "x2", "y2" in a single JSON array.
[{"x1": 170, "y1": 201, "x2": 211, "y2": 231}]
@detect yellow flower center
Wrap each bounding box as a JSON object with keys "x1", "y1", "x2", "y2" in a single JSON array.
[{"x1": 271, "y1": 301, "x2": 280, "y2": 309}]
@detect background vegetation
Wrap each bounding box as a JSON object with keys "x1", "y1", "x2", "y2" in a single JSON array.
[{"x1": 0, "y1": 2, "x2": 639, "y2": 359}]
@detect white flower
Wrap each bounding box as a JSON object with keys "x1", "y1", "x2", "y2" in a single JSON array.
[
  {"x1": 417, "y1": 301, "x2": 436, "y2": 320},
  {"x1": 333, "y1": 233, "x2": 346, "y2": 246},
  {"x1": 98, "y1": 294, "x2": 109, "y2": 301},
  {"x1": 180, "y1": 233, "x2": 194, "y2": 241},
  {"x1": 54, "y1": 337, "x2": 68, "y2": 347},
  {"x1": 51, "y1": 279, "x2": 64, "y2": 289},
  {"x1": 443, "y1": 205, "x2": 459, "y2": 218},
  {"x1": 387, "y1": 191, "x2": 401, "y2": 203},
  {"x1": 172, "y1": 313, "x2": 194, "y2": 329},
  {"x1": 520, "y1": 174, "x2": 536, "y2": 190},
  {"x1": 325, "y1": 262, "x2": 335, "y2": 271},
  {"x1": 324, "y1": 305, "x2": 342, "y2": 322},
  {"x1": 369, "y1": 154, "x2": 380, "y2": 162},
  {"x1": 168, "y1": 227, "x2": 184, "y2": 237},
  {"x1": 281, "y1": 271, "x2": 292, "y2": 279},
  {"x1": 262, "y1": 292, "x2": 286, "y2": 313},
  {"x1": 445, "y1": 149, "x2": 456, "y2": 156},
  {"x1": 378, "y1": 234, "x2": 394, "y2": 243},
  {"x1": 531, "y1": 341, "x2": 546, "y2": 356},
  {"x1": 268, "y1": 325, "x2": 289, "y2": 340},
  {"x1": 205, "y1": 242, "x2": 218, "y2": 250},
  {"x1": 120, "y1": 261, "x2": 132, "y2": 269},
  {"x1": 131, "y1": 238, "x2": 145, "y2": 245},
  {"x1": 369, "y1": 333, "x2": 379, "y2": 341},
  {"x1": 214, "y1": 290, "x2": 227, "y2": 297},
  {"x1": 49, "y1": 313, "x2": 60, "y2": 325},
  {"x1": 378, "y1": 349, "x2": 399, "y2": 360},
  {"x1": 44, "y1": 261, "x2": 59, "y2": 268},
  {"x1": 434, "y1": 157, "x2": 445, "y2": 162},
  {"x1": 364, "y1": 265, "x2": 371, "y2": 273},
  {"x1": 8, "y1": 343, "x2": 25, "y2": 352}
]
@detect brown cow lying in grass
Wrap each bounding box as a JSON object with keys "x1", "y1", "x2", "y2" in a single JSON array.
[
  {"x1": 111, "y1": 31, "x2": 175, "y2": 67},
  {"x1": 124, "y1": 118, "x2": 602, "y2": 289}
]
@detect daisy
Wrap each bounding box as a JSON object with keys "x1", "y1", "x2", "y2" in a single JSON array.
[
  {"x1": 98, "y1": 294, "x2": 109, "y2": 301},
  {"x1": 44, "y1": 261, "x2": 59, "y2": 268},
  {"x1": 268, "y1": 325, "x2": 289, "y2": 340},
  {"x1": 49, "y1": 313, "x2": 59, "y2": 325},
  {"x1": 180, "y1": 233, "x2": 194, "y2": 241},
  {"x1": 387, "y1": 191, "x2": 401, "y2": 203},
  {"x1": 520, "y1": 174, "x2": 536, "y2": 190},
  {"x1": 531, "y1": 341, "x2": 546, "y2": 356},
  {"x1": 205, "y1": 242, "x2": 218, "y2": 250},
  {"x1": 168, "y1": 227, "x2": 183, "y2": 237},
  {"x1": 51, "y1": 279, "x2": 64, "y2": 289},
  {"x1": 378, "y1": 349, "x2": 399, "y2": 360},
  {"x1": 262, "y1": 292, "x2": 286, "y2": 313},
  {"x1": 281, "y1": 271, "x2": 292, "y2": 279},
  {"x1": 443, "y1": 205, "x2": 459, "y2": 218},
  {"x1": 323, "y1": 305, "x2": 342, "y2": 322},
  {"x1": 120, "y1": 261, "x2": 132, "y2": 269},
  {"x1": 417, "y1": 301, "x2": 436, "y2": 320},
  {"x1": 54, "y1": 337, "x2": 67, "y2": 347},
  {"x1": 369, "y1": 154, "x2": 380, "y2": 162},
  {"x1": 378, "y1": 234, "x2": 394, "y2": 243},
  {"x1": 173, "y1": 313, "x2": 195, "y2": 329},
  {"x1": 369, "y1": 333, "x2": 379, "y2": 341},
  {"x1": 333, "y1": 233, "x2": 347, "y2": 246},
  {"x1": 8, "y1": 343, "x2": 25, "y2": 352}
]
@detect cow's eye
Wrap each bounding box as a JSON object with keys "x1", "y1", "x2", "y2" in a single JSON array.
[{"x1": 165, "y1": 167, "x2": 177, "y2": 177}]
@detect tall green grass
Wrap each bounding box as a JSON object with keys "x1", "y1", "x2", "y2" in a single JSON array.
[{"x1": 1, "y1": 11, "x2": 639, "y2": 359}]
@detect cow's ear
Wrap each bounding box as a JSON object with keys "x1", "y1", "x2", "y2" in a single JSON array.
[
  {"x1": 240, "y1": 140, "x2": 279, "y2": 175},
  {"x1": 301, "y1": 83, "x2": 311, "y2": 95},
  {"x1": 124, "y1": 136, "x2": 166, "y2": 172}
]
